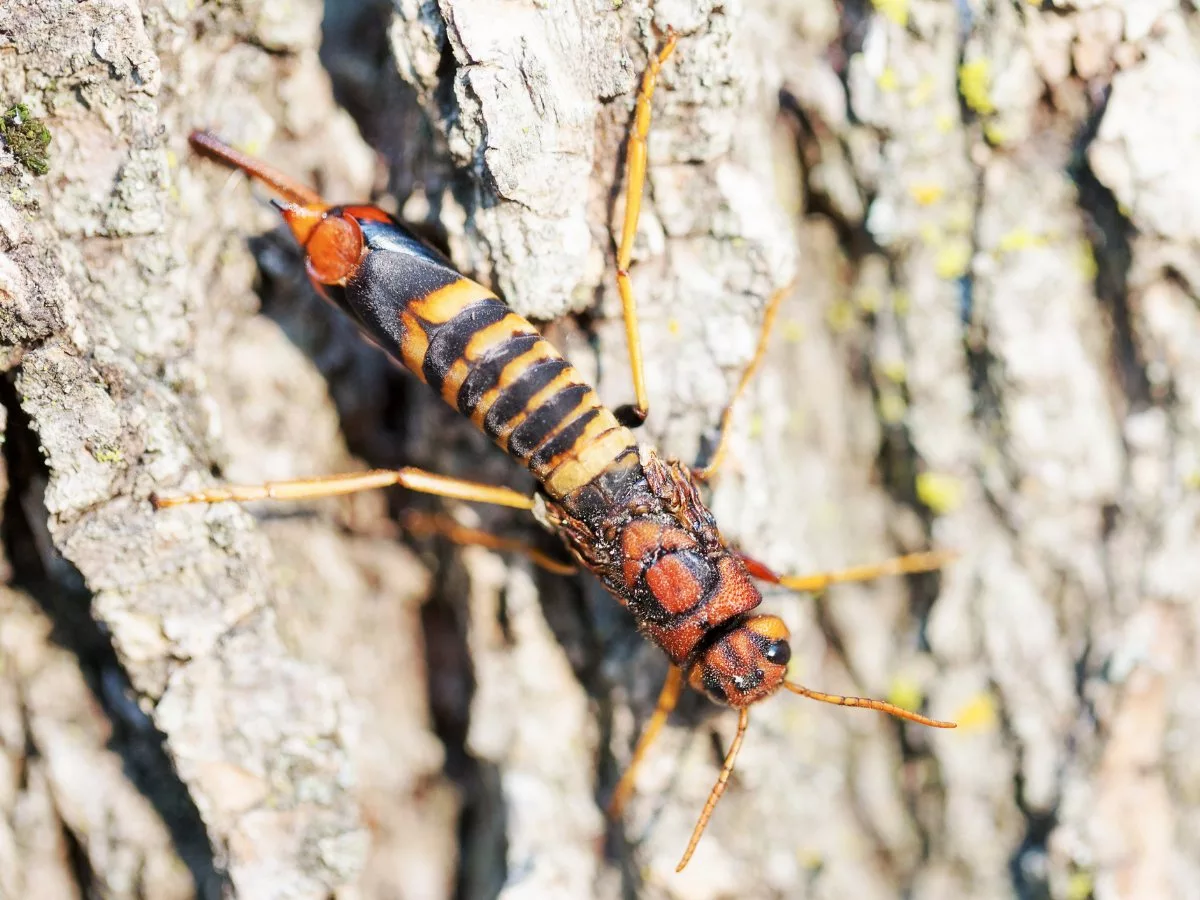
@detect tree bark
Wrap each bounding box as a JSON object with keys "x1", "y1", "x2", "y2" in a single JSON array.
[{"x1": 2, "y1": 1, "x2": 1199, "y2": 899}]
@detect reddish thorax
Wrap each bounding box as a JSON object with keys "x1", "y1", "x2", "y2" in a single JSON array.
[{"x1": 552, "y1": 452, "x2": 793, "y2": 709}]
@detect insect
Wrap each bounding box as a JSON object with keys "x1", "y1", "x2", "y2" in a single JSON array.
[{"x1": 156, "y1": 31, "x2": 956, "y2": 872}]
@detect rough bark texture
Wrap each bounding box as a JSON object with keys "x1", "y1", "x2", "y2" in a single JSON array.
[{"x1": 2, "y1": 1, "x2": 1199, "y2": 899}]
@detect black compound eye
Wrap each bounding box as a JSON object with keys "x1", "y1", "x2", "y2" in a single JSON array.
[
  {"x1": 764, "y1": 639, "x2": 791, "y2": 667},
  {"x1": 702, "y1": 670, "x2": 728, "y2": 702}
]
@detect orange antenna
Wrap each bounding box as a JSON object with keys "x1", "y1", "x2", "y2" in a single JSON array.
[
  {"x1": 739, "y1": 549, "x2": 957, "y2": 593},
  {"x1": 189, "y1": 131, "x2": 323, "y2": 207},
  {"x1": 784, "y1": 682, "x2": 957, "y2": 729},
  {"x1": 676, "y1": 708, "x2": 749, "y2": 872}
]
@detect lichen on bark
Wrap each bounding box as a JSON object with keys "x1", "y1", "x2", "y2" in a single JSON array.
[{"x1": 4, "y1": 1, "x2": 1200, "y2": 899}]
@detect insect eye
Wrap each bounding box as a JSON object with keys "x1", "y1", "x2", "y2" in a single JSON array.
[
  {"x1": 764, "y1": 639, "x2": 791, "y2": 667},
  {"x1": 702, "y1": 670, "x2": 728, "y2": 702}
]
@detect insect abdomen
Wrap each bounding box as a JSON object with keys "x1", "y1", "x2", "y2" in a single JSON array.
[{"x1": 342, "y1": 216, "x2": 635, "y2": 500}]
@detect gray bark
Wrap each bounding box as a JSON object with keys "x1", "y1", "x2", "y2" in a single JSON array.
[{"x1": 2, "y1": 1, "x2": 1199, "y2": 899}]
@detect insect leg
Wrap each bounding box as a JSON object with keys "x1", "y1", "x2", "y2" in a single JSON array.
[
  {"x1": 738, "y1": 549, "x2": 955, "y2": 593},
  {"x1": 400, "y1": 510, "x2": 576, "y2": 576},
  {"x1": 691, "y1": 279, "x2": 793, "y2": 481},
  {"x1": 607, "y1": 663, "x2": 684, "y2": 820},
  {"x1": 675, "y1": 707, "x2": 749, "y2": 872},
  {"x1": 151, "y1": 468, "x2": 534, "y2": 511},
  {"x1": 613, "y1": 30, "x2": 678, "y2": 428}
]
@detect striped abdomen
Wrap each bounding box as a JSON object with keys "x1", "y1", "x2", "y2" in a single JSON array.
[{"x1": 332, "y1": 214, "x2": 636, "y2": 500}]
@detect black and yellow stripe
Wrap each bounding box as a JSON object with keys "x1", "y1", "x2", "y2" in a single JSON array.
[{"x1": 340, "y1": 216, "x2": 636, "y2": 500}]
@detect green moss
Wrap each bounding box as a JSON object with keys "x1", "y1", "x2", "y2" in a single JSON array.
[{"x1": 1, "y1": 104, "x2": 52, "y2": 176}]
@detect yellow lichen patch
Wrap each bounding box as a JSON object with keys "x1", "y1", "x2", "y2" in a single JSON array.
[
  {"x1": 946, "y1": 203, "x2": 975, "y2": 233},
  {"x1": 878, "y1": 388, "x2": 907, "y2": 424},
  {"x1": 983, "y1": 121, "x2": 1009, "y2": 146},
  {"x1": 887, "y1": 676, "x2": 925, "y2": 716},
  {"x1": 907, "y1": 184, "x2": 945, "y2": 210},
  {"x1": 1065, "y1": 872, "x2": 1094, "y2": 900},
  {"x1": 871, "y1": 0, "x2": 908, "y2": 27},
  {"x1": 959, "y1": 59, "x2": 995, "y2": 115},
  {"x1": 877, "y1": 68, "x2": 900, "y2": 92},
  {"x1": 908, "y1": 75, "x2": 936, "y2": 108},
  {"x1": 909, "y1": 182, "x2": 945, "y2": 207},
  {"x1": 91, "y1": 443, "x2": 124, "y2": 465},
  {"x1": 954, "y1": 692, "x2": 998, "y2": 731},
  {"x1": 879, "y1": 358, "x2": 907, "y2": 384},
  {"x1": 856, "y1": 286, "x2": 882, "y2": 313},
  {"x1": 918, "y1": 222, "x2": 943, "y2": 246},
  {"x1": 916, "y1": 471, "x2": 964, "y2": 514},
  {"x1": 936, "y1": 112, "x2": 956, "y2": 134},
  {"x1": 826, "y1": 298, "x2": 857, "y2": 332},
  {"x1": 782, "y1": 319, "x2": 805, "y2": 343},
  {"x1": 935, "y1": 239, "x2": 972, "y2": 279},
  {"x1": 797, "y1": 848, "x2": 824, "y2": 871},
  {"x1": 667, "y1": 317, "x2": 681, "y2": 337},
  {"x1": 892, "y1": 291, "x2": 911, "y2": 316},
  {"x1": 996, "y1": 227, "x2": 1048, "y2": 255},
  {"x1": 1075, "y1": 241, "x2": 1098, "y2": 281}
]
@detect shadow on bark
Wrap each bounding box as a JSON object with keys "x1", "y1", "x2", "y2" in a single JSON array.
[{"x1": 0, "y1": 376, "x2": 229, "y2": 900}]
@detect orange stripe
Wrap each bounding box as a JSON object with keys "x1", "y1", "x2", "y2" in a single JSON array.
[
  {"x1": 494, "y1": 368, "x2": 585, "y2": 450},
  {"x1": 523, "y1": 393, "x2": 597, "y2": 456},
  {"x1": 543, "y1": 426, "x2": 637, "y2": 498},
  {"x1": 469, "y1": 340, "x2": 561, "y2": 429},
  {"x1": 438, "y1": 313, "x2": 540, "y2": 406},
  {"x1": 529, "y1": 402, "x2": 614, "y2": 479},
  {"x1": 410, "y1": 277, "x2": 496, "y2": 324},
  {"x1": 399, "y1": 309, "x2": 430, "y2": 378},
  {"x1": 466, "y1": 313, "x2": 539, "y2": 361}
]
